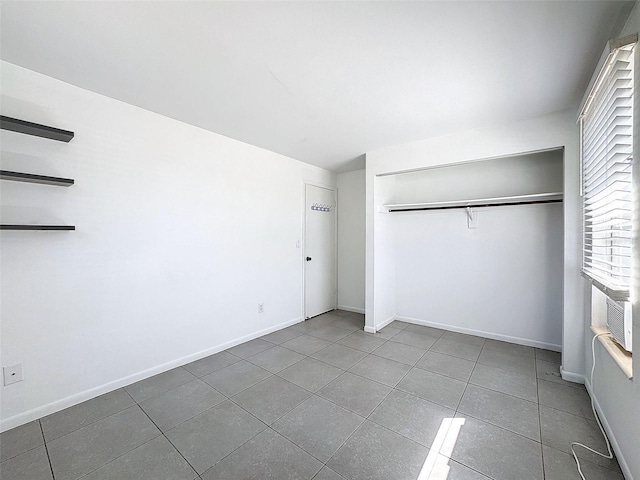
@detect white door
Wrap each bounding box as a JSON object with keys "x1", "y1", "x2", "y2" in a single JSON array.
[{"x1": 305, "y1": 184, "x2": 336, "y2": 318}]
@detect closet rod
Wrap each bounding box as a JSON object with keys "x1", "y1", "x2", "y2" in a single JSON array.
[
  {"x1": 387, "y1": 198, "x2": 562, "y2": 212},
  {"x1": 384, "y1": 192, "x2": 563, "y2": 212}
]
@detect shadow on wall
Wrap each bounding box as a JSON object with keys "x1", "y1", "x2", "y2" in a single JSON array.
[{"x1": 335, "y1": 154, "x2": 365, "y2": 173}]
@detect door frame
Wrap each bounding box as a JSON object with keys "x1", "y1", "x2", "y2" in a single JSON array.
[{"x1": 301, "y1": 181, "x2": 338, "y2": 320}]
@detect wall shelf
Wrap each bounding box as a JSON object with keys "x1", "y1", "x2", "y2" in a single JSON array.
[
  {"x1": 1, "y1": 116, "x2": 74, "y2": 143},
  {"x1": 0, "y1": 170, "x2": 74, "y2": 187},
  {"x1": 0, "y1": 225, "x2": 75, "y2": 231},
  {"x1": 1, "y1": 116, "x2": 76, "y2": 229},
  {"x1": 384, "y1": 192, "x2": 563, "y2": 212}
]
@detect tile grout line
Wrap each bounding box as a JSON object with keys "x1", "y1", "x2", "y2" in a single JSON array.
[
  {"x1": 197, "y1": 391, "x2": 344, "y2": 478},
  {"x1": 188, "y1": 395, "x2": 278, "y2": 476},
  {"x1": 38, "y1": 420, "x2": 56, "y2": 480},
  {"x1": 125, "y1": 375, "x2": 258, "y2": 452},
  {"x1": 131, "y1": 393, "x2": 201, "y2": 478},
  {"x1": 8, "y1": 317, "x2": 575, "y2": 480},
  {"x1": 317, "y1": 341, "x2": 428, "y2": 469},
  {"x1": 453, "y1": 358, "x2": 512, "y2": 480},
  {"x1": 0, "y1": 442, "x2": 47, "y2": 464},
  {"x1": 73, "y1": 436, "x2": 167, "y2": 480},
  {"x1": 348, "y1": 330, "x2": 589, "y2": 428},
  {"x1": 465, "y1": 377, "x2": 539, "y2": 404},
  {"x1": 120, "y1": 388, "x2": 200, "y2": 477},
  {"x1": 122, "y1": 384, "x2": 211, "y2": 479},
  {"x1": 51, "y1": 388, "x2": 172, "y2": 480},
  {"x1": 207, "y1": 321, "x2": 388, "y2": 476},
  {"x1": 452, "y1": 344, "x2": 544, "y2": 478},
  {"x1": 447, "y1": 354, "x2": 478, "y2": 475},
  {"x1": 260, "y1": 426, "x2": 325, "y2": 479},
  {"x1": 37, "y1": 390, "x2": 142, "y2": 445},
  {"x1": 215, "y1": 324, "x2": 386, "y2": 472},
  {"x1": 227, "y1": 331, "x2": 573, "y2": 478}
]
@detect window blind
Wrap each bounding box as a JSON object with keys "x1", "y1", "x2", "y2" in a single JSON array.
[{"x1": 581, "y1": 41, "x2": 634, "y2": 301}]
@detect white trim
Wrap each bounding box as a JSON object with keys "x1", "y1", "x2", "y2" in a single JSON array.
[
  {"x1": 300, "y1": 181, "x2": 306, "y2": 322},
  {"x1": 337, "y1": 305, "x2": 365, "y2": 314},
  {"x1": 579, "y1": 33, "x2": 638, "y2": 118},
  {"x1": 394, "y1": 315, "x2": 562, "y2": 351},
  {"x1": 364, "y1": 325, "x2": 377, "y2": 334},
  {"x1": 376, "y1": 146, "x2": 564, "y2": 177},
  {"x1": 559, "y1": 367, "x2": 586, "y2": 385},
  {"x1": 302, "y1": 179, "x2": 337, "y2": 192},
  {"x1": 376, "y1": 315, "x2": 396, "y2": 332},
  {"x1": 584, "y1": 377, "x2": 634, "y2": 480},
  {"x1": 0, "y1": 316, "x2": 303, "y2": 432}
]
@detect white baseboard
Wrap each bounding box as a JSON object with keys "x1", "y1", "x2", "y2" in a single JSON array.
[
  {"x1": 0, "y1": 316, "x2": 303, "y2": 433},
  {"x1": 559, "y1": 367, "x2": 585, "y2": 385},
  {"x1": 584, "y1": 378, "x2": 634, "y2": 480},
  {"x1": 337, "y1": 305, "x2": 365, "y2": 314},
  {"x1": 364, "y1": 314, "x2": 395, "y2": 334},
  {"x1": 394, "y1": 315, "x2": 562, "y2": 351},
  {"x1": 376, "y1": 315, "x2": 395, "y2": 331}
]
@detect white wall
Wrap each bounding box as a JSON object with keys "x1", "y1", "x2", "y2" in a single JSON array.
[
  {"x1": 0, "y1": 61, "x2": 335, "y2": 431},
  {"x1": 587, "y1": 284, "x2": 638, "y2": 480},
  {"x1": 390, "y1": 150, "x2": 564, "y2": 204},
  {"x1": 365, "y1": 108, "x2": 584, "y2": 372},
  {"x1": 390, "y1": 150, "x2": 564, "y2": 349},
  {"x1": 582, "y1": 4, "x2": 640, "y2": 479},
  {"x1": 365, "y1": 173, "x2": 397, "y2": 332},
  {"x1": 394, "y1": 203, "x2": 563, "y2": 349},
  {"x1": 336, "y1": 169, "x2": 365, "y2": 313}
]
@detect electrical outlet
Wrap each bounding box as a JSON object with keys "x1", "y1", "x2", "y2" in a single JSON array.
[
  {"x1": 3, "y1": 364, "x2": 23, "y2": 386},
  {"x1": 258, "y1": 303, "x2": 264, "y2": 314}
]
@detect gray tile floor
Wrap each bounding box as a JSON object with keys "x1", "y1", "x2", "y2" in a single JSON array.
[{"x1": 0, "y1": 311, "x2": 625, "y2": 480}]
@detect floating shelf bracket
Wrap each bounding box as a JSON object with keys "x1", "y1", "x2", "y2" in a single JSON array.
[
  {"x1": 0, "y1": 170, "x2": 74, "y2": 187},
  {"x1": 1, "y1": 116, "x2": 74, "y2": 142}
]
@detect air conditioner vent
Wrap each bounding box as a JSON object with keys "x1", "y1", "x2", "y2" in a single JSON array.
[{"x1": 606, "y1": 297, "x2": 633, "y2": 352}]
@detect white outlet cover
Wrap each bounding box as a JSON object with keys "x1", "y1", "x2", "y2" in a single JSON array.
[{"x1": 3, "y1": 363, "x2": 23, "y2": 386}]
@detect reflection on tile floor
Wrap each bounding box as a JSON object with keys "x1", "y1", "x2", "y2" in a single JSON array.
[{"x1": 0, "y1": 311, "x2": 625, "y2": 480}]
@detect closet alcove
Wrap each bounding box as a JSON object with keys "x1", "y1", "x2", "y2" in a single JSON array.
[{"x1": 383, "y1": 149, "x2": 564, "y2": 350}]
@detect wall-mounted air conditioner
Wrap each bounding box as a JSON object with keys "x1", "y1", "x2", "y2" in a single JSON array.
[{"x1": 606, "y1": 297, "x2": 633, "y2": 352}]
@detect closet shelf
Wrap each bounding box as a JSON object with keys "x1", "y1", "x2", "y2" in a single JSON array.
[
  {"x1": 0, "y1": 170, "x2": 74, "y2": 187},
  {"x1": 1, "y1": 116, "x2": 75, "y2": 142},
  {"x1": 0, "y1": 225, "x2": 75, "y2": 231},
  {"x1": 384, "y1": 192, "x2": 563, "y2": 212}
]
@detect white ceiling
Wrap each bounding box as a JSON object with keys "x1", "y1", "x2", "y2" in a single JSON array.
[{"x1": 0, "y1": 1, "x2": 633, "y2": 172}]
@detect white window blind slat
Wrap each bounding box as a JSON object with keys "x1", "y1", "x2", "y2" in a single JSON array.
[
  {"x1": 581, "y1": 42, "x2": 634, "y2": 301},
  {"x1": 584, "y1": 177, "x2": 631, "y2": 201},
  {"x1": 584, "y1": 185, "x2": 631, "y2": 205},
  {"x1": 583, "y1": 137, "x2": 632, "y2": 174},
  {"x1": 583, "y1": 127, "x2": 632, "y2": 163},
  {"x1": 584, "y1": 157, "x2": 630, "y2": 182},
  {"x1": 583, "y1": 91, "x2": 633, "y2": 142}
]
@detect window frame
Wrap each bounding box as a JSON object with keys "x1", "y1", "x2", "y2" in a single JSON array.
[{"x1": 579, "y1": 34, "x2": 637, "y2": 302}]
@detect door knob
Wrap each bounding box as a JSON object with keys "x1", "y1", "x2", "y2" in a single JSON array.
[{"x1": 306, "y1": 257, "x2": 312, "y2": 261}]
